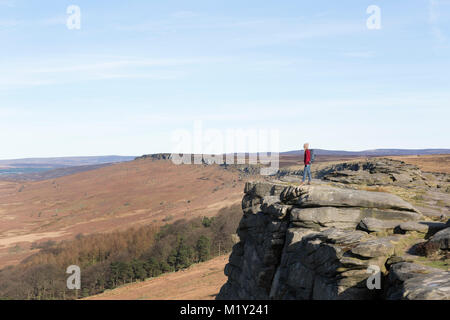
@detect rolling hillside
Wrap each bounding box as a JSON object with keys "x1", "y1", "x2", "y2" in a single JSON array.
[
  {"x1": 85, "y1": 255, "x2": 229, "y2": 300},
  {"x1": 0, "y1": 158, "x2": 245, "y2": 267}
]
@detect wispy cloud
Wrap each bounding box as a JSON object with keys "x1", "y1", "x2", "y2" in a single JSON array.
[
  {"x1": 40, "y1": 16, "x2": 66, "y2": 26},
  {"x1": 114, "y1": 15, "x2": 268, "y2": 32},
  {"x1": 0, "y1": 56, "x2": 226, "y2": 89},
  {"x1": 26, "y1": 58, "x2": 209, "y2": 73},
  {"x1": 428, "y1": 0, "x2": 449, "y2": 47},
  {"x1": 0, "y1": 19, "x2": 21, "y2": 27},
  {"x1": 114, "y1": 13, "x2": 363, "y2": 47},
  {"x1": 0, "y1": 13, "x2": 66, "y2": 29},
  {"x1": 342, "y1": 51, "x2": 375, "y2": 58},
  {"x1": 170, "y1": 11, "x2": 199, "y2": 19}
]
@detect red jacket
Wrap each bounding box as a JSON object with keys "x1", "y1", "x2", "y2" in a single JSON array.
[{"x1": 304, "y1": 149, "x2": 311, "y2": 165}]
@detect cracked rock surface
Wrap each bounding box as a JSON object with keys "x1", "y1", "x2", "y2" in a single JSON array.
[{"x1": 217, "y1": 180, "x2": 449, "y2": 300}]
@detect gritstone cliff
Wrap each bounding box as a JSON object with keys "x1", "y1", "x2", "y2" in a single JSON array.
[{"x1": 217, "y1": 178, "x2": 449, "y2": 300}]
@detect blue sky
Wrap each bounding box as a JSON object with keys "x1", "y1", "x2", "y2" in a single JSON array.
[{"x1": 0, "y1": 0, "x2": 449, "y2": 159}]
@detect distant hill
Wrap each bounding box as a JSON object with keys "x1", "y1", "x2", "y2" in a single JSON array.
[
  {"x1": 0, "y1": 163, "x2": 113, "y2": 181},
  {"x1": 0, "y1": 155, "x2": 135, "y2": 168},
  {"x1": 2, "y1": 150, "x2": 448, "y2": 168},
  {"x1": 0, "y1": 156, "x2": 136, "y2": 180},
  {"x1": 282, "y1": 149, "x2": 450, "y2": 156}
]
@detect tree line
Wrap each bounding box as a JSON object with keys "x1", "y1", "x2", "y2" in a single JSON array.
[{"x1": 0, "y1": 204, "x2": 242, "y2": 300}]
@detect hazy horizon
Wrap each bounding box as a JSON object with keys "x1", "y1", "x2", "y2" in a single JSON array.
[
  {"x1": 0, "y1": 147, "x2": 449, "y2": 161},
  {"x1": 1, "y1": 1, "x2": 449, "y2": 158}
]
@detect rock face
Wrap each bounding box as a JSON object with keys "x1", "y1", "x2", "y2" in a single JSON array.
[
  {"x1": 316, "y1": 159, "x2": 427, "y2": 186},
  {"x1": 135, "y1": 153, "x2": 172, "y2": 161},
  {"x1": 386, "y1": 262, "x2": 450, "y2": 300},
  {"x1": 217, "y1": 181, "x2": 450, "y2": 300},
  {"x1": 396, "y1": 221, "x2": 429, "y2": 234},
  {"x1": 428, "y1": 227, "x2": 450, "y2": 250},
  {"x1": 281, "y1": 184, "x2": 420, "y2": 212}
]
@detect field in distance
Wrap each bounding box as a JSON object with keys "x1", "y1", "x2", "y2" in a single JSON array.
[{"x1": 388, "y1": 154, "x2": 450, "y2": 174}]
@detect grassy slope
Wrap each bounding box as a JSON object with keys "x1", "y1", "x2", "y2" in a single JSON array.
[
  {"x1": 85, "y1": 255, "x2": 229, "y2": 300},
  {"x1": 0, "y1": 159, "x2": 244, "y2": 267}
]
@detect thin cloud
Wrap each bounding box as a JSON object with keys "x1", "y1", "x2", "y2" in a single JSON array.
[
  {"x1": 40, "y1": 16, "x2": 66, "y2": 26},
  {"x1": 0, "y1": 19, "x2": 22, "y2": 27},
  {"x1": 0, "y1": 56, "x2": 227, "y2": 89},
  {"x1": 342, "y1": 51, "x2": 375, "y2": 58},
  {"x1": 114, "y1": 14, "x2": 362, "y2": 44},
  {"x1": 26, "y1": 58, "x2": 204, "y2": 73},
  {"x1": 428, "y1": 0, "x2": 448, "y2": 46},
  {"x1": 170, "y1": 11, "x2": 199, "y2": 19}
]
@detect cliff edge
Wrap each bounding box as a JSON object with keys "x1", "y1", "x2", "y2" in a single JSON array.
[{"x1": 217, "y1": 181, "x2": 449, "y2": 300}]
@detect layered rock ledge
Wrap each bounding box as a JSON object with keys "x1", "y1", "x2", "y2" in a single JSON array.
[{"x1": 217, "y1": 181, "x2": 450, "y2": 300}]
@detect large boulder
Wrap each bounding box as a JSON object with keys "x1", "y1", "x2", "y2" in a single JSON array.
[
  {"x1": 395, "y1": 221, "x2": 429, "y2": 234},
  {"x1": 244, "y1": 181, "x2": 286, "y2": 198},
  {"x1": 281, "y1": 185, "x2": 420, "y2": 213},
  {"x1": 291, "y1": 207, "x2": 420, "y2": 232},
  {"x1": 386, "y1": 262, "x2": 450, "y2": 300},
  {"x1": 290, "y1": 207, "x2": 362, "y2": 229},
  {"x1": 351, "y1": 236, "x2": 399, "y2": 258},
  {"x1": 358, "y1": 218, "x2": 400, "y2": 233},
  {"x1": 395, "y1": 221, "x2": 448, "y2": 236},
  {"x1": 428, "y1": 227, "x2": 450, "y2": 250},
  {"x1": 317, "y1": 158, "x2": 427, "y2": 186}
]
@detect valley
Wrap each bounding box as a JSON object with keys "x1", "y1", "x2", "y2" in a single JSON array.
[{"x1": 0, "y1": 158, "x2": 245, "y2": 268}]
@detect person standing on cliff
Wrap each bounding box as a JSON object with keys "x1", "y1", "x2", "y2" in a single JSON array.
[{"x1": 300, "y1": 143, "x2": 312, "y2": 185}]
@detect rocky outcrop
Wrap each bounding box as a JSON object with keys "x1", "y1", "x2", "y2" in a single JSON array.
[
  {"x1": 135, "y1": 153, "x2": 172, "y2": 161},
  {"x1": 395, "y1": 221, "x2": 429, "y2": 234},
  {"x1": 281, "y1": 184, "x2": 419, "y2": 211},
  {"x1": 428, "y1": 227, "x2": 450, "y2": 250},
  {"x1": 217, "y1": 181, "x2": 450, "y2": 300},
  {"x1": 278, "y1": 158, "x2": 450, "y2": 221},
  {"x1": 385, "y1": 262, "x2": 450, "y2": 300},
  {"x1": 316, "y1": 159, "x2": 428, "y2": 186}
]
